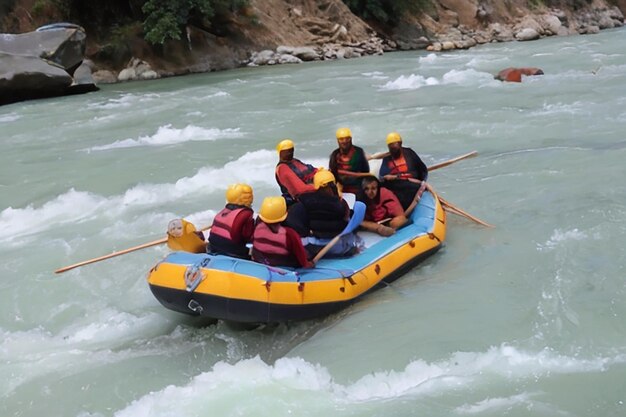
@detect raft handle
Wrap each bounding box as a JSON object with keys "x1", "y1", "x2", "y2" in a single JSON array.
[{"x1": 188, "y1": 299, "x2": 203, "y2": 314}]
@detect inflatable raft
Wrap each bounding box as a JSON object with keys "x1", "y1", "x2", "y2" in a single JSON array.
[{"x1": 147, "y1": 190, "x2": 446, "y2": 323}]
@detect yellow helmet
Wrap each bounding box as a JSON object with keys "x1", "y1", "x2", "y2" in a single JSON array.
[
  {"x1": 386, "y1": 132, "x2": 402, "y2": 145},
  {"x1": 335, "y1": 127, "x2": 352, "y2": 139},
  {"x1": 258, "y1": 196, "x2": 287, "y2": 224},
  {"x1": 225, "y1": 183, "x2": 253, "y2": 207},
  {"x1": 276, "y1": 139, "x2": 294, "y2": 154},
  {"x1": 313, "y1": 169, "x2": 336, "y2": 189}
]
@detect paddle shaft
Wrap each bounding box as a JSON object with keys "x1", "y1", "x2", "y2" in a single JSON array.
[
  {"x1": 439, "y1": 197, "x2": 494, "y2": 228},
  {"x1": 367, "y1": 150, "x2": 477, "y2": 171},
  {"x1": 55, "y1": 225, "x2": 212, "y2": 273}
]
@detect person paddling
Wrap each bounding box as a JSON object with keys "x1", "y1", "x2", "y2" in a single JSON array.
[
  {"x1": 379, "y1": 132, "x2": 428, "y2": 210},
  {"x1": 207, "y1": 183, "x2": 255, "y2": 259},
  {"x1": 328, "y1": 127, "x2": 370, "y2": 194},
  {"x1": 252, "y1": 196, "x2": 314, "y2": 268},
  {"x1": 275, "y1": 139, "x2": 318, "y2": 205}
]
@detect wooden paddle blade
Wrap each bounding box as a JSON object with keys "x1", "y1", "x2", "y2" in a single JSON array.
[{"x1": 428, "y1": 151, "x2": 477, "y2": 171}]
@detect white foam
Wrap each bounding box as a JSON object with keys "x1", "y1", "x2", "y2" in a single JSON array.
[
  {"x1": 88, "y1": 93, "x2": 160, "y2": 110},
  {"x1": 419, "y1": 53, "x2": 438, "y2": 64},
  {"x1": 86, "y1": 124, "x2": 244, "y2": 151},
  {"x1": 112, "y1": 344, "x2": 622, "y2": 416},
  {"x1": 455, "y1": 393, "x2": 536, "y2": 414},
  {"x1": 362, "y1": 71, "x2": 388, "y2": 80},
  {"x1": 0, "y1": 150, "x2": 280, "y2": 244},
  {"x1": 0, "y1": 113, "x2": 20, "y2": 122},
  {"x1": 441, "y1": 68, "x2": 497, "y2": 86},
  {"x1": 379, "y1": 74, "x2": 440, "y2": 91},
  {"x1": 537, "y1": 228, "x2": 587, "y2": 251}
]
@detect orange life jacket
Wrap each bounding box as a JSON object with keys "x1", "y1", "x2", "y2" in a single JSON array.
[{"x1": 387, "y1": 153, "x2": 412, "y2": 179}]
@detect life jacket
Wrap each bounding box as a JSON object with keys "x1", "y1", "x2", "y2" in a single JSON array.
[
  {"x1": 386, "y1": 153, "x2": 412, "y2": 179},
  {"x1": 251, "y1": 222, "x2": 298, "y2": 267},
  {"x1": 208, "y1": 206, "x2": 253, "y2": 258},
  {"x1": 167, "y1": 219, "x2": 206, "y2": 253},
  {"x1": 336, "y1": 147, "x2": 355, "y2": 171},
  {"x1": 275, "y1": 159, "x2": 316, "y2": 197},
  {"x1": 299, "y1": 191, "x2": 348, "y2": 238},
  {"x1": 366, "y1": 188, "x2": 401, "y2": 222},
  {"x1": 335, "y1": 146, "x2": 361, "y2": 193}
]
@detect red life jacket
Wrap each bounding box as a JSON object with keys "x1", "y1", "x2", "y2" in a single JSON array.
[
  {"x1": 387, "y1": 153, "x2": 412, "y2": 179},
  {"x1": 210, "y1": 207, "x2": 248, "y2": 242},
  {"x1": 252, "y1": 222, "x2": 296, "y2": 266},
  {"x1": 275, "y1": 159, "x2": 316, "y2": 196},
  {"x1": 366, "y1": 188, "x2": 402, "y2": 222}
]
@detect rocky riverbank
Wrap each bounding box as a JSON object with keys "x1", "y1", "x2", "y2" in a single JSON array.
[
  {"x1": 90, "y1": 0, "x2": 625, "y2": 84},
  {"x1": 2, "y1": 0, "x2": 625, "y2": 90}
]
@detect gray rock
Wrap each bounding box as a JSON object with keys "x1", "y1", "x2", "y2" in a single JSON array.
[
  {"x1": 291, "y1": 46, "x2": 319, "y2": 61},
  {"x1": 0, "y1": 52, "x2": 73, "y2": 105},
  {"x1": 0, "y1": 24, "x2": 97, "y2": 105},
  {"x1": 92, "y1": 69, "x2": 117, "y2": 84},
  {"x1": 515, "y1": 28, "x2": 540, "y2": 41}
]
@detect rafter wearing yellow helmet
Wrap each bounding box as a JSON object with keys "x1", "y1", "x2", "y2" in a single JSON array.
[
  {"x1": 208, "y1": 184, "x2": 255, "y2": 259},
  {"x1": 275, "y1": 139, "x2": 318, "y2": 203},
  {"x1": 379, "y1": 132, "x2": 430, "y2": 211},
  {"x1": 329, "y1": 127, "x2": 370, "y2": 194}
]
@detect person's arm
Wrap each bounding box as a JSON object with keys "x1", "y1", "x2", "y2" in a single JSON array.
[
  {"x1": 405, "y1": 148, "x2": 428, "y2": 181},
  {"x1": 360, "y1": 220, "x2": 395, "y2": 236},
  {"x1": 357, "y1": 147, "x2": 370, "y2": 173},
  {"x1": 277, "y1": 164, "x2": 316, "y2": 198},
  {"x1": 328, "y1": 149, "x2": 339, "y2": 176},
  {"x1": 379, "y1": 156, "x2": 391, "y2": 179},
  {"x1": 285, "y1": 227, "x2": 313, "y2": 268}
]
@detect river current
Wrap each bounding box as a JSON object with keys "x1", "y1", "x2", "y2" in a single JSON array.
[{"x1": 1, "y1": 28, "x2": 625, "y2": 417}]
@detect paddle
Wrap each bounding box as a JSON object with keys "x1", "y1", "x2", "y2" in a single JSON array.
[
  {"x1": 367, "y1": 150, "x2": 477, "y2": 170},
  {"x1": 438, "y1": 197, "x2": 494, "y2": 228},
  {"x1": 427, "y1": 151, "x2": 477, "y2": 171},
  {"x1": 54, "y1": 225, "x2": 212, "y2": 273},
  {"x1": 312, "y1": 201, "x2": 366, "y2": 264}
]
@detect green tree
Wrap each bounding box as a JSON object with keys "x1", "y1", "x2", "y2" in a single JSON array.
[{"x1": 142, "y1": 0, "x2": 214, "y2": 44}]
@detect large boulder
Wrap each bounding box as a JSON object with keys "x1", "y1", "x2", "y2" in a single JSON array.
[{"x1": 0, "y1": 23, "x2": 98, "y2": 106}]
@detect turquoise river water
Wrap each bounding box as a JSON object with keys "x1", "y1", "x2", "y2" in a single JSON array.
[{"x1": 1, "y1": 28, "x2": 625, "y2": 417}]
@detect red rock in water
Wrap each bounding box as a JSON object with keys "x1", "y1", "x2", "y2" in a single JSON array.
[{"x1": 495, "y1": 67, "x2": 544, "y2": 82}]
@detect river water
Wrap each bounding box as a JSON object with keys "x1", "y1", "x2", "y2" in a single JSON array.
[{"x1": 1, "y1": 28, "x2": 625, "y2": 417}]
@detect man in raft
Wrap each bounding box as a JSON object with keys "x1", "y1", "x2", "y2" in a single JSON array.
[
  {"x1": 275, "y1": 139, "x2": 318, "y2": 205},
  {"x1": 251, "y1": 196, "x2": 313, "y2": 268},
  {"x1": 379, "y1": 132, "x2": 429, "y2": 210},
  {"x1": 495, "y1": 67, "x2": 544, "y2": 82},
  {"x1": 357, "y1": 175, "x2": 407, "y2": 237},
  {"x1": 207, "y1": 183, "x2": 255, "y2": 259},
  {"x1": 328, "y1": 127, "x2": 370, "y2": 194}
]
